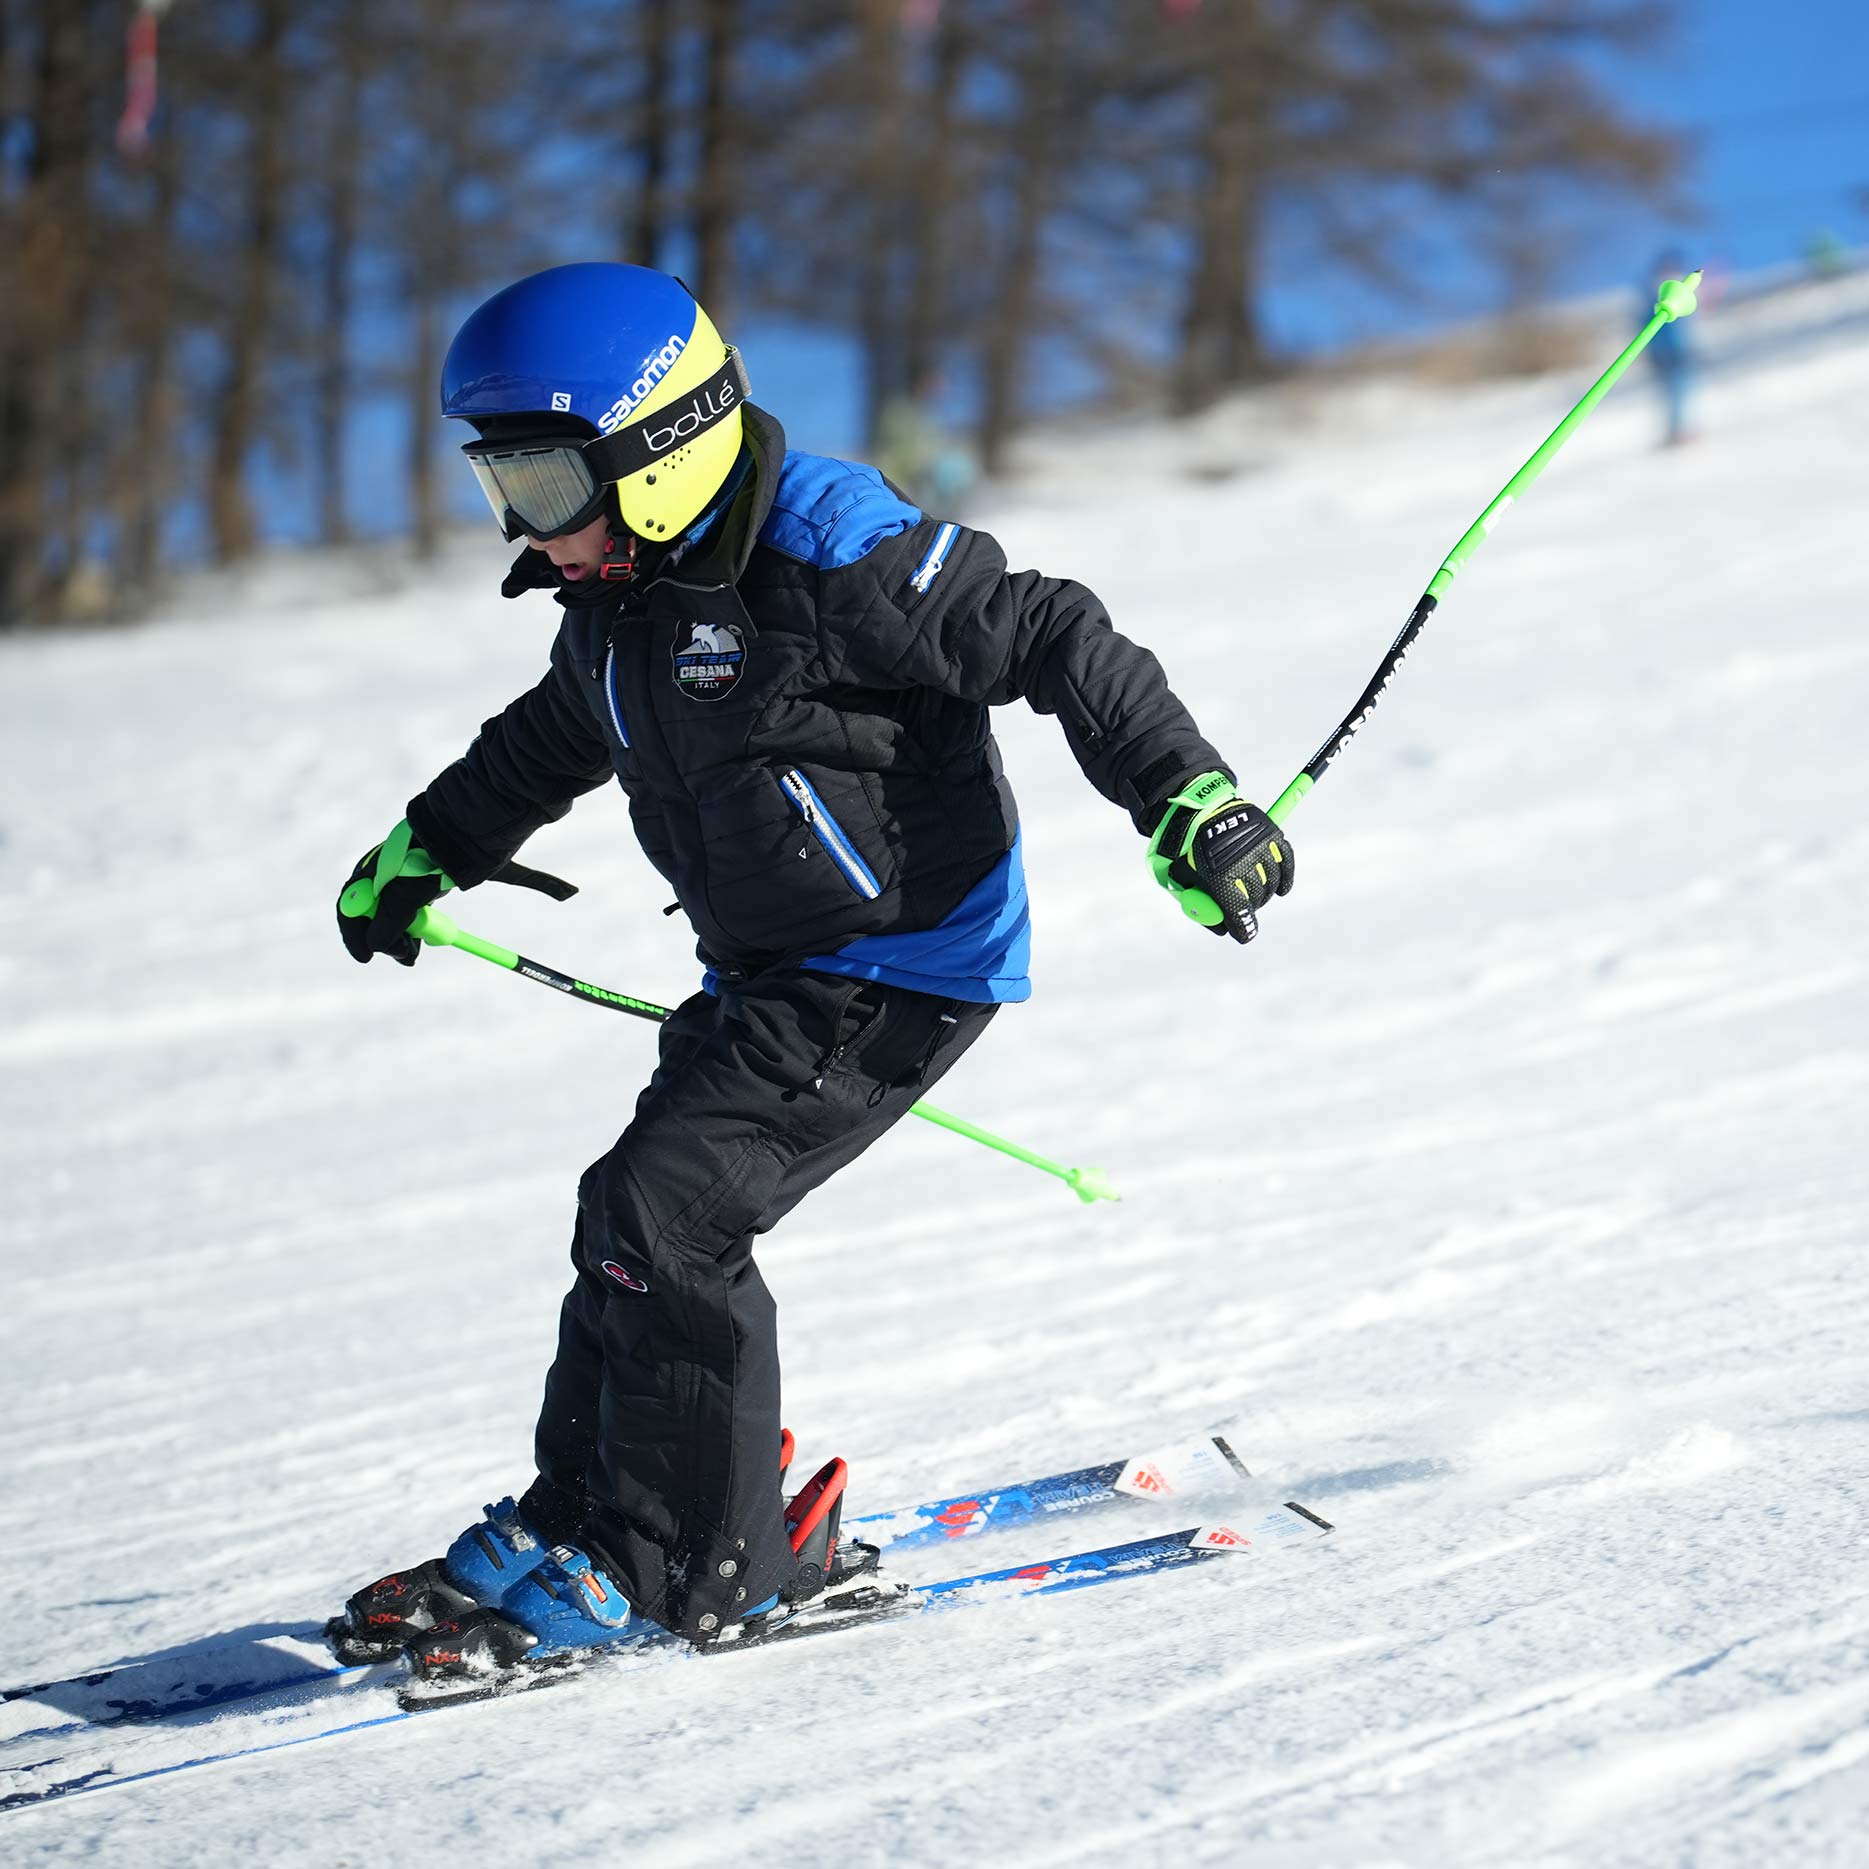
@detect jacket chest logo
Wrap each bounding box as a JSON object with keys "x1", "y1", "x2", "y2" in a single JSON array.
[{"x1": 671, "y1": 619, "x2": 746, "y2": 701}]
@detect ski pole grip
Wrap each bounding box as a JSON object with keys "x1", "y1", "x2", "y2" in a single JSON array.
[
  {"x1": 1265, "y1": 773, "x2": 1312, "y2": 829},
  {"x1": 410, "y1": 904, "x2": 459, "y2": 947},
  {"x1": 408, "y1": 907, "x2": 520, "y2": 969}
]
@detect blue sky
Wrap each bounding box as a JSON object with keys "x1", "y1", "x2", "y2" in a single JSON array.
[{"x1": 1593, "y1": 0, "x2": 1867, "y2": 279}]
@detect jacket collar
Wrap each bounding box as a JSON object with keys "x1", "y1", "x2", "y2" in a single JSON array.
[{"x1": 656, "y1": 402, "x2": 786, "y2": 591}]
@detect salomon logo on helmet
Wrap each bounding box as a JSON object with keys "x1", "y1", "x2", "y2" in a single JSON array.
[{"x1": 596, "y1": 334, "x2": 687, "y2": 435}]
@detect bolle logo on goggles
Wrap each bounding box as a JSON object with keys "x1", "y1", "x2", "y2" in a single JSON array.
[
  {"x1": 640, "y1": 377, "x2": 740, "y2": 458},
  {"x1": 596, "y1": 333, "x2": 688, "y2": 436}
]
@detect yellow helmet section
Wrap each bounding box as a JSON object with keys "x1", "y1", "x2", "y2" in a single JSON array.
[{"x1": 606, "y1": 300, "x2": 744, "y2": 540}]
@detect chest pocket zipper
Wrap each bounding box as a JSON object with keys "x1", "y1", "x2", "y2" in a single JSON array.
[
  {"x1": 776, "y1": 769, "x2": 881, "y2": 901},
  {"x1": 602, "y1": 643, "x2": 631, "y2": 749}
]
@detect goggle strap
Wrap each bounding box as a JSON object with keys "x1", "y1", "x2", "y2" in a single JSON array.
[{"x1": 584, "y1": 349, "x2": 748, "y2": 483}]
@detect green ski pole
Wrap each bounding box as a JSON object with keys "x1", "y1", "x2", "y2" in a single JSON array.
[
  {"x1": 405, "y1": 903, "x2": 1120, "y2": 1205},
  {"x1": 1265, "y1": 271, "x2": 1702, "y2": 829}
]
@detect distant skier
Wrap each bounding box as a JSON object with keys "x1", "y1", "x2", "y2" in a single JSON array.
[
  {"x1": 874, "y1": 368, "x2": 977, "y2": 513},
  {"x1": 331, "y1": 264, "x2": 1291, "y2": 1685},
  {"x1": 1645, "y1": 248, "x2": 1696, "y2": 447}
]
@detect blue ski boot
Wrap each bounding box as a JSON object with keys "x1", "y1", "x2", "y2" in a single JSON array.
[
  {"x1": 328, "y1": 1496, "x2": 553, "y2": 1663},
  {"x1": 398, "y1": 1447, "x2": 891, "y2": 1700},
  {"x1": 402, "y1": 1543, "x2": 642, "y2": 1696},
  {"x1": 338, "y1": 1432, "x2": 798, "y2": 1667}
]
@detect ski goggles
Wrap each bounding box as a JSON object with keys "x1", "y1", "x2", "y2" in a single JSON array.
[
  {"x1": 458, "y1": 349, "x2": 750, "y2": 543},
  {"x1": 460, "y1": 438, "x2": 607, "y2": 544}
]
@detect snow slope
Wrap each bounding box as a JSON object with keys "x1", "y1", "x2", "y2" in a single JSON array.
[{"x1": 3, "y1": 271, "x2": 1867, "y2": 1866}]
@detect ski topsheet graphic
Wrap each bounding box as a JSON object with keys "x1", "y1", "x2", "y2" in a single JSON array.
[
  {"x1": 2, "y1": 1502, "x2": 1330, "y2": 1813},
  {"x1": 846, "y1": 1432, "x2": 1250, "y2": 1550}
]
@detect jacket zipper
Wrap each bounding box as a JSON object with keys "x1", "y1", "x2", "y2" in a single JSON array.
[
  {"x1": 602, "y1": 643, "x2": 631, "y2": 748},
  {"x1": 776, "y1": 769, "x2": 881, "y2": 901}
]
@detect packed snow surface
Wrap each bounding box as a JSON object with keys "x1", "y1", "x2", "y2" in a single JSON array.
[{"x1": 3, "y1": 273, "x2": 1867, "y2": 1865}]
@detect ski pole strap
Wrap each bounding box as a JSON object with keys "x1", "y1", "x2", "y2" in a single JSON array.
[
  {"x1": 1266, "y1": 270, "x2": 1702, "y2": 830},
  {"x1": 1145, "y1": 770, "x2": 1236, "y2": 926},
  {"x1": 489, "y1": 858, "x2": 579, "y2": 902}
]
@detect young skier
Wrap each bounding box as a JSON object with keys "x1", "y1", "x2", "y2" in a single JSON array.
[{"x1": 331, "y1": 263, "x2": 1293, "y2": 1684}]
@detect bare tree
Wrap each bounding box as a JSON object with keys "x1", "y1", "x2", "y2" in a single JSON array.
[
  {"x1": 387, "y1": 0, "x2": 568, "y2": 555},
  {"x1": 207, "y1": 0, "x2": 291, "y2": 564},
  {"x1": 852, "y1": 0, "x2": 907, "y2": 442},
  {"x1": 626, "y1": 0, "x2": 678, "y2": 268},
  {"x1": 900, "y1": 1, "x2": 969, "y2": 394},
  {"x1": 314, "y1": 0, "x2": 370, "y2": 545},
  {"x1": 1172, "y1": 2, "x2": 1277, "y2": 411},
  {"x1": 977, "y1": 0, "x2": 1067, "y2": 473},
  {"x1": 0, "y1": 0, "x2": 100, "y2": 616},
  {"x1": 118, "y1": 121, "x2": 182, "y2": 596},
  {"x1": 693, "y1": 0, "x2": 742, "y2": 319},
  {"x1": 1148, "y1": 0, "x2": 1675, "y2": 414}
]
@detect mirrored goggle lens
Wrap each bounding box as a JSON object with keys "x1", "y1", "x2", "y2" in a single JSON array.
[{"x1": 464, "y1": 445, "x2": 599, "y2": 538}]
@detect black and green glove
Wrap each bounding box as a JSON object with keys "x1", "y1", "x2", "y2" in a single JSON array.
[
  {"x1": 1147, "y1": 769, "x2": 1294, "y2": 945},
  {"x1": 336, "y1": 820, "x2": 454, "y2": 966}
]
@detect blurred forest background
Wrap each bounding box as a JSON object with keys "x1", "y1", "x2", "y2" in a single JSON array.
[{"x1": 0, "y1": 0, "x2": 1683, "y2": 628}]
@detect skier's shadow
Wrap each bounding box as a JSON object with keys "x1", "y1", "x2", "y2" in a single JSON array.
[{"x1": 4, "y1": 1619, "x2": 333, "y2": 1734}]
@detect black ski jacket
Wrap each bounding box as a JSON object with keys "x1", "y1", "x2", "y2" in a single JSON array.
[{"x1": 408, "y1": 406, "x2": 1229, "y2": 981}]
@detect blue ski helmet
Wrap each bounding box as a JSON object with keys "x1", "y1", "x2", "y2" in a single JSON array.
[{"x1": 441, "y1": 264, "x2": 747, "y2": 540}]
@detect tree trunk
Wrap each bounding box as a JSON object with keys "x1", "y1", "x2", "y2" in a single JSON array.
[
  {"x1": 856, "y1": 0, "x2": 905, "y2": 446},
  {"x1": 977, "y1": 4, "x2": 1061, "y2": 476},
  {"x1": 0, "y1": 0, "x2": 92, "y2": 619},
  {"x1": 1174, "y1": 5, "x2": 1268, "y2": 415},
  {"x1": 901, "y1": 2, "x2": 965, "y2": 395},
  {"x1": 627, "y1": 0, "x2": 675, "y2": 268},
  {"x1": 693, "y1": 0, "x2": 739, "y2": 320},
  {"x1": 121, "y1": 128, "x2": 180, "y2": 597},
  {"x1": 406, "y1": 5, "x2": 446, "y2": 560},
  {"x1": 317, "y1": 0, "x2": 367, "y2": 546},
  {"x1": 209, "y1": 0, "x2": 290, "y2": 565},
  {"x1": 408, "y1": 291, "x2": 444, "y2": 558}
]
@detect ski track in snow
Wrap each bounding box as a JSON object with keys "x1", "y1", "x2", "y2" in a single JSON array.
[{"x1": 3, "y1": 271, "x2": 1868, "y2": 1865}]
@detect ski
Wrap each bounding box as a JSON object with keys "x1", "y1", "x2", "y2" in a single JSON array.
[
  {"x1": 0, "y1": 1503, "x2": 1330, "y2": 1813},
  {"x1": 1, "y1": 1430, "x2": 1251, "y2": 1741},
  {"x1": 847, "y1": 1431, "x2": 1250, "y2": 1552}
]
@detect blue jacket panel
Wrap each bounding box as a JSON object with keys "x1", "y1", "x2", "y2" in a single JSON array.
[
  {"x1": 805, "y1": 833, "x2": 1031, "y2": 1004},
  {"x1": 758, "y1": 451, "x2": 922, "y2": 569}
]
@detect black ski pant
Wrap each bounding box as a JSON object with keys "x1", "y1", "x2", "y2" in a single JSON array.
[{"x1": 519, "y1": 967, "x2": 995, "y2": 1641}]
